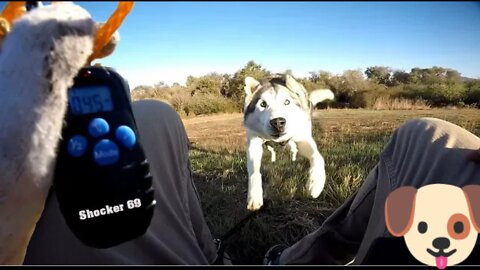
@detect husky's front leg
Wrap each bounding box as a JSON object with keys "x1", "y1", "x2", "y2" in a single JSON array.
[
  {"x1": 246, "y1": 137, "x2": 264, "y2": 211},
  {"x1": 266, "y1": 144, "x2": 276, "y2": 163},
  {"x1": 296, "y1": 138, "x2": 326, "y2": 198},
  {"x1": 288, "y1": 140, "x2": 298, "y2": 162}
]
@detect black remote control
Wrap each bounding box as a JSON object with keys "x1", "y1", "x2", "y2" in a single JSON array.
[{"x1": 53, "y1": 66, "x2": 155, "y2": 248}]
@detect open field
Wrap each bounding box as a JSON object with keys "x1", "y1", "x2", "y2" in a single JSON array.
[{"x1": 182, "y1": 108, "x2": 480, "y2": 265}]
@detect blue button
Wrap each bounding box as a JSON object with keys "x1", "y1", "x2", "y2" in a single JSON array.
[
  {"x1": 115, "y1": 125, "x2": 136, "y2": 148},
  {"x1": 93, "y1": 139, "x2": 119, "y2": 166},
  {"x1": 88, "y1": 118, "x2": 110, "y2": 137},
  {"x1": 67, "y1": 135, "x2": 87, "y2": 157}
]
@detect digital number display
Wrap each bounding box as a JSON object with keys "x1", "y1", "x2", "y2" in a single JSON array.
[{"x1": 68, "y1": 86, "x2": 113, "y2": 115}]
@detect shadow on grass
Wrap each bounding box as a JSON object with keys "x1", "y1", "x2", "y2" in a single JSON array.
[{"x1": 189, "y1": 144, "x2": 336, "y2": 265}]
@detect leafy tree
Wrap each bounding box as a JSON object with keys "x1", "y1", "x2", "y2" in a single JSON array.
[
  {"x1": 132, "y1": 85, "x2": 153, "y2": 92},
  {"x1": 445, "y1": 69, "x2": 462, "y2": 84},
  {"x1": 227, "y1": 60, "x2": 271, "y2": 105},
  {"x1": 391, "y1": 70, "x2": 411, "y2": 85},
  {"x1": 342, "y1": 70, "x2": 367, "y2": 91},
  {"x1": 308, "y1": 71, "x2": 331, "y2": 88},
  {"x1": 365, "y1": 66, "x2": 392, "y2": 86},
  {"x1": 409, "y1": 67, "x2": 424, "y2": 84},
  {"x1": 188, "y1": 73, "x2": 224, "y2": 96},
  {"x1": 323, "y1": 70, "x2": 369, "y2": 105},
  {"x1": 464, "y1": 79, "x2": 480, "y2": 106},
  {"x1": 154, "y1": 81, "x2": 168, "y2": 88},
  {"x1": 186, "y1": 76, "x2": 196, "y2": 88},
  {"x1": 220, "y1": 73, "x2": 232, "y2": 97},
  {"x1": 409, "y1": 66, "x2": 461, "y2": 85}
]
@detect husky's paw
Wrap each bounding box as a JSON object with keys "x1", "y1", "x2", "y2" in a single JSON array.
[
  {"x1": 307, "y1": 167, "x2": 326, "y2": 198},
  {"x1": 247, "y1": 190, "x2": 263, "y2": 211},
  {"x1": 291, "y1": 153, "x2": 297, "y2": 162},
  {"x1": 247, "y1": 197, "x2": 263, "y2": 211}
]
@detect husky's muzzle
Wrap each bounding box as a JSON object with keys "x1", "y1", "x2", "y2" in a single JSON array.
[{"x1": 270, "y1": 117, "x2": 286, "y2": 137}]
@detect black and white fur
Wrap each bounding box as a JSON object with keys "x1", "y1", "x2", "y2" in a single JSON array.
[{"x1": 243, "y1": 74, "x2": 334, "y2": 211}]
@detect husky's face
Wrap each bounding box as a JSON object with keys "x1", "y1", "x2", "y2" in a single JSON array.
[{"x1": 243, "y1": 75, "x2": 311, "y2": 142}]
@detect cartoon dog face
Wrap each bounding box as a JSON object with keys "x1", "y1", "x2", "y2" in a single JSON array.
[{"x1": 385, "y1": 184, "x2": 480, "y2": 269}]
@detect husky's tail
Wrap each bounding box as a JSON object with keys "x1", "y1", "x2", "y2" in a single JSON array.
[{"x1": 309, "y1": 89, "x2": 335, "y2": 106}]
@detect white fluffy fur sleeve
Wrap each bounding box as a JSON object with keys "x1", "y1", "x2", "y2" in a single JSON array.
[{"x1": 0, "y1": 3, "x2": 94, "y2": 264}]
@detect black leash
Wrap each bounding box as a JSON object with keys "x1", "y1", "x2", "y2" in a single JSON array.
[
  {"x1": 219, "y1": 210, "x2": 258, "y2": 242},
  {"x1": 213, "y1": 201, "x2": 269, "y2": 265}
]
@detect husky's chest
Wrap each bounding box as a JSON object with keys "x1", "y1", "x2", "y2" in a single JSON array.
[{"x1": 264, "y1": 140, "x2": 289, "y2": 148}]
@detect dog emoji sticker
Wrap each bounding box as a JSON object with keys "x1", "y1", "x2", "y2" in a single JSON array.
[{"x1": 385, "y1": 184, "x2": 480, "y2": 269}]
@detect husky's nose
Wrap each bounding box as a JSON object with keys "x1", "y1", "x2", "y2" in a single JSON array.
[
  {"x1": 270, "y1": 117, "x2": 286, "y2": 132},
  {"x1": 432, "y1": 237, "x2": 450, "y2": 250}
]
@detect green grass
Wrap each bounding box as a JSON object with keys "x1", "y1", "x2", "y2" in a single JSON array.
[{"x1": 184, "y1": 109, "x2": 480, "y2": 265}]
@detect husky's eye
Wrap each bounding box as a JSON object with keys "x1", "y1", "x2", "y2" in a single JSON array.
[
  {"x1": 260, "y1": 101, "x2": 267, "y2": 108},
  {"x1": 284, "y1": 99, "x2": 290, "y2": 105}
]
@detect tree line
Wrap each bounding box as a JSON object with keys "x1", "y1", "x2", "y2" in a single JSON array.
[{"x1": 131, "y1": 60, "x2": 480, "y2": 115}]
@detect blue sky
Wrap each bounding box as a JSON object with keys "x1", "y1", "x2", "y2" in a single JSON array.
[{"x1": 2, "y1": 2, "x2": 480, "y2": 87}]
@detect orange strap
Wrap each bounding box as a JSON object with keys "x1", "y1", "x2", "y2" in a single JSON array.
[
  {"x1": 0, "y1": 2, "x2": 26, "y2": 39},
  {"x1": 1, "y1": 2, "x2": 26, "y2": 24},
  {"x1": 0, "y1": 1, "x2": 134, "y2": 64},
  {"x1": 88, "y1": 1, "x2": 134, "y2": 64}
]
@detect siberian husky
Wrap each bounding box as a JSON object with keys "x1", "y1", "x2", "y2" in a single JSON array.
[{"x1": 243, "y1": 74, "x2": 334, "y2": 211}]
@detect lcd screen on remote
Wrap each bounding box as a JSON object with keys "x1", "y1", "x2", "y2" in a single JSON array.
[{"x1": 68, "y1": 85, "x2": 114, "y2": 115}]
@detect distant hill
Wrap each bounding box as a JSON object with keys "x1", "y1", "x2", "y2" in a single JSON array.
[{"x1": 461, "y1": 76, "x2": 479, "y2": 82}]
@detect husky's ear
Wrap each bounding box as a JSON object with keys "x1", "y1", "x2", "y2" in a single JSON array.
[
  {"x1": 286, "y1": 74, "x2": 310, "y2": 110},
  {"x1": 244, "y1": 77, "x2": 260, "y2": 97},
  {"x1": 286, "y1": 74, "x2": 307, "y2": 97}
]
